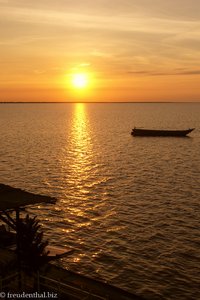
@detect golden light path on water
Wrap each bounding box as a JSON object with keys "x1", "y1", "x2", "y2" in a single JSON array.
[
  {"x1": 58, "y1": 103, "x2": 118, "y2": 268},
  {"x1": 60, "y1": 103, "x2": 97, "y2": 263},
  {"x1": 68, "y1": 103, "x2": 93, "y2": 197}
]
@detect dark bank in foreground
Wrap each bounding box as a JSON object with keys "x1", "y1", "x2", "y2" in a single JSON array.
[
  {"x1": 0, "y1": 183, "x2": 144, "y2": 300},
  {"x1": 131, "y1": 127, "x2": 195, "y2": 137}
]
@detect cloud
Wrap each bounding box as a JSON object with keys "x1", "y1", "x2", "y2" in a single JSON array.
[
  {"x1": 128, "y1": 69, "x2": 200, "y2": 76},
  {"x1": 178, "y1": 70, "x2": 200, "y2": 75}
]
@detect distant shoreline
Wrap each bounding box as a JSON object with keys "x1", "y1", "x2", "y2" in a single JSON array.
[{"x1": 0, "y1": 101, "x2": 200, "y2": 104}]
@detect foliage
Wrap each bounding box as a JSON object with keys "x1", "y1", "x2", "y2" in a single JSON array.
[{"x1": 18, "y1": 214, "x2": 49, "y2": 271}]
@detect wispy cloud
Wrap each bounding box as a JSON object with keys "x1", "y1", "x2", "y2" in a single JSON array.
[{"x1": 128, "y1": 69, "x2": 200, "y2": 76}]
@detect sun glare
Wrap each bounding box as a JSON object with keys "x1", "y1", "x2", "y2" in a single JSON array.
[
  {"x1": 65, "y1": 69, "x2": 95, "y2": 100},
  {"x1": 72, "y1": 73, "x2": 88, "y2": 89}
]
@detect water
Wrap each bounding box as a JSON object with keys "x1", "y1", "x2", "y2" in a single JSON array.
[{"x1": 0, "y1": 102, "x2": 200, "y2": 299}]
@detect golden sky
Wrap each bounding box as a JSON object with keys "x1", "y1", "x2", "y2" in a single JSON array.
[{"x1": 1, "y1": 0, "x2": 200, "y2": 102}]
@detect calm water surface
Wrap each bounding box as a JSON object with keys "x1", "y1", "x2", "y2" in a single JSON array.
[{"x1": 0, "y1": 103, "x2": 200, "y2": 299}]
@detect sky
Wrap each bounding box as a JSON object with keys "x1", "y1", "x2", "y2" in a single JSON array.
[{"x1": 0, "y1": 0, "x2": 200, "y2": 102}]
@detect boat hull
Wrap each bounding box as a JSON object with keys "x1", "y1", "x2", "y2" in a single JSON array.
[{"x1": 131, "y1": 128, "x2": 194, "y2": 137}]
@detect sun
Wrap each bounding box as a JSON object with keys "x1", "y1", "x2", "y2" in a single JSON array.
[
  {"x1": 65, "y1": 69, "x2": 95, "y2": 100},
  {"x1": 71, "y1": 73, "x2": 89, "y2": 89}
]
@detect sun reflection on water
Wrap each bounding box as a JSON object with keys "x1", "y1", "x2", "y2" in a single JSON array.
[
  {"x1": 59, "y1": 102, "x2": 96, "y2": 211},
  {"x1": 59, "y1": 103, "x2": 117, "y2": 268},
  {"x1": 69, "y1": 103, "x2": 93, "y2": 191}
]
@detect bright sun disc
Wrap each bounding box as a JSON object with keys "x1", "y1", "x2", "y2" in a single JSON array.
[{"x1": 72, "y1": 73, "x2": 88, "y2": 89}]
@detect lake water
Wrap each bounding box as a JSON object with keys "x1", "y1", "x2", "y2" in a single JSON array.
[{"x1": 0, "y1": 102, "x2": 200, "y2": 299}]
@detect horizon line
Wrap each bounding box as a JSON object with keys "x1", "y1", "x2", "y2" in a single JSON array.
[{"x1": 0, "y1": 101, "x2": 200, "y2": 104}]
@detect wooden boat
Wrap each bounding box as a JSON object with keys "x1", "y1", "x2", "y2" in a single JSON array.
[{"x1": 131, "y1": 127, "x2": 195, "y2": 137}]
